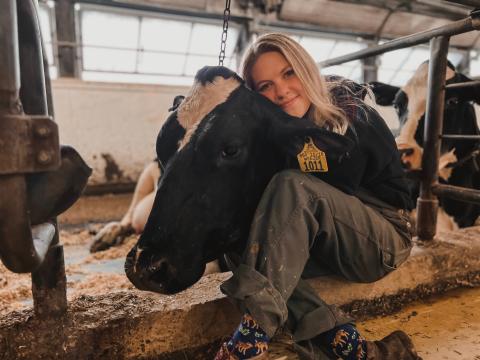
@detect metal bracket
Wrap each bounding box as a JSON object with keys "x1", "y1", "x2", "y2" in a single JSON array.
[{"x1": 0, "y1": 114, "x2": 59, "y2": 174}]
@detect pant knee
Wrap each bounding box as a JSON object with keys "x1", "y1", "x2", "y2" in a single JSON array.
[{"x1": 268, "y1": 170, "x2": 331, "y2": 198}]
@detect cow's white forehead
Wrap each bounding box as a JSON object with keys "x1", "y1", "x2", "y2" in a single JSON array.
[
  {"x1": 402, "y1": 62, "x2": 455, "y2": 96},
  {"x1": 177, "y1": 76, "x2": 241, "y2": 132},
  {"x1": 396, "y1": 62, "x2": 456, "y2": 148}
]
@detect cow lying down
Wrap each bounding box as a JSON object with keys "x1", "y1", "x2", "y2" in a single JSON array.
[
  {"x1": 368, "y1": 61, "x2": 480, "y2": 232},
  {"x1": 125, "y1": 66, "x2": 355, "y2": 294}
]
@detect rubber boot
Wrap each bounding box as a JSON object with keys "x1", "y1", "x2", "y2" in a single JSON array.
[
  {"x1": 27, "y1": 145, "x2": 92, "y2": 225},
  {"x1": 366, "y1": 330, "x2": 422, "y2": 360}
]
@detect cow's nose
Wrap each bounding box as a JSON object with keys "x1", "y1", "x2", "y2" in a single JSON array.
[
  {"x1": 147, "y1": 257, "x2": 170, "y2": 283},
  {"x1": 125, "y1": 245, "x2": 170, "y2": 293}
]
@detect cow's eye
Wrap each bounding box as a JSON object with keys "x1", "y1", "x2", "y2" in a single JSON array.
[{"x1": 221, "y1": 145, "x2": 239, "y2": 158}]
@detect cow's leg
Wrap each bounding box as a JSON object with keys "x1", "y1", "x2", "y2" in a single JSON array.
[
  {"x1": 90, "y1": 161, "x2": 160, "y2": 252},
  {"x1": 220, "y1": 170, "x2": 415, "y2": 358}
]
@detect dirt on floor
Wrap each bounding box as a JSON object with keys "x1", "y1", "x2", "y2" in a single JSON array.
[
  {"x1": 0, "y1": 226, "x2": 137, "y2": 316},
  {"x1": 358, "y1": 286, "x2": 480, "y2": 360}
]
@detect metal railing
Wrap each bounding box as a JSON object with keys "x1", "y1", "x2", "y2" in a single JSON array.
[
  {"x1": 0, "y1": 0, "x2": 65, "y2": 317},
  {"x1": 321, "y1": 9, "x2": 480, "y2": 240}
]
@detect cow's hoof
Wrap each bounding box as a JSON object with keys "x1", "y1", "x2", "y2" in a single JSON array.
[
  {"x1": 90, "y1": 222, "x2": 133, "y2": 253},
  {"x1": 27, "y1": 145, "x2": 92, "y2": 225},
  {"x1": 366, "y1": 330, "x2": 422, "y2": 360}
]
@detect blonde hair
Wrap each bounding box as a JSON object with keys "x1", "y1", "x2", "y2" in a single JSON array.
[{"x1": 241, "y1": 33, "x2": 349, "y2": 134}]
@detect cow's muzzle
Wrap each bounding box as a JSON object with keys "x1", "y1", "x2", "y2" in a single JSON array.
[
  {"x1": 125, "y1": 244, "x2": 204, "y2": 294},
  {"x1": 125, "y1": 245, "x2": 170, "y2": 293}
]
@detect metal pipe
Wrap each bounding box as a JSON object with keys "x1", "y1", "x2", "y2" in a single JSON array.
[
  {"x1": 0, "y1": 0, "x2": 21, "y2": 112},
  {"x1": 18, "y1": 0, "x2": 48, "y2": 115},
  {"x1": 432, "y1": 183, "x2": 480, "y2": 205},
  {"x1": 0, "y1": 0, "x2": 58, "y2": 273},
  {"x1": 0, "y1": 175, "x2": 48, "y2": 272},
  {"x1": 416, "y1": 36, "x2": 451, "y2": 241},
  {"x1": 445, "y1": 80, "x2": 480, "y2": 88},
  {"x1": 440, "y1": 134, "x2": 480, "y2": 139},
  {"x1": 320, "y1": 16, "x2": 478, "y2": 68}
]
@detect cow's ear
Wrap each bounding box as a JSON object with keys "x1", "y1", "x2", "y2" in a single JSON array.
[
  {"x1": 367, "y1": 81, "x2": 400, "y2": 106},
  {"x1": 446, "y1": 73, "x2": 480, "y2": 104},
  {"x1": 268, "y1": 114, "x2": 355, "y2": 161},
  {"x1": 168, "y1": 95, "x2": 185, "y2": 112}
]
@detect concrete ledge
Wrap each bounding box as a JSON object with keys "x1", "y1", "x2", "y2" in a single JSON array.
[{"x1": 1, "y1": 227, "x2": 480, "y2": 359}]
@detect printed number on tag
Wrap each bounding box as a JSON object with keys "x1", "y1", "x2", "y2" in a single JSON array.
[{"x1": 296, "y1": 137, "x2": 328, "y2": 173}]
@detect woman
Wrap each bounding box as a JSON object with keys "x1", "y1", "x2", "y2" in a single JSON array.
[{"x1": 214, "y1": 34, "x2": 421, "y2": 360}]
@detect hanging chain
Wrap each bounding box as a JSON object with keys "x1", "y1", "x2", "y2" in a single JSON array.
[{"x1": 218, "y1": 0, "x2": 231, "y2": 66}]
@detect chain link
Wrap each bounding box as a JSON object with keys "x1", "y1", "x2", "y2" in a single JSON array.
[{"x1": 218, "y1": 0, "x2": 231, "y2": 66}]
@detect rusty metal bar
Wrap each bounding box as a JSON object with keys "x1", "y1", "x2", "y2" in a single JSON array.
[
  {"x1": 445, "y1": 80, "x2": 480, "y2": 89},
  {"x1": 21, "y1": 0, "x2": 68, "y2": 316},
  {"x1": 0, "y1": 0, "x2": 21, "y2": 112},
  {"x1": 440, "y1": 134, "x2": 480, "y2": 139},
  {"x1": 0, "y1": 0, "x2": 67, "y2": 320},
  {"x1": 0, "y1": 0, "x2": 53, "y2": 273},
  {"x1": 432, "y1": 183, "x2": 480, "y2": 205},
  {"x1": 416, "y1": 36, "x2": 451, "y2": 241},
  {"x1": 320, "y1": 15, "x2": 479, "y2": 68}
]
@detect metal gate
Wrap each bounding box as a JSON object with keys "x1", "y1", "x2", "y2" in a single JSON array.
[{"x1": 320, "y1": 8, "x2": 480, "y2": 240}]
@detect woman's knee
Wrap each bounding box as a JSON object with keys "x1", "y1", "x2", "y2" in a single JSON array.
[{"x1": 268, "y1": 170, "x2": 331, "y2": 196}]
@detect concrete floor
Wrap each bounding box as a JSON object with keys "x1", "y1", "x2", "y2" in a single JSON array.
[
  {"x1": 55, "y1": 194, "x2": 480, "y2": 359},
  {"x1": 359, "y1": 287, "x2": 480, "y2": 360}
]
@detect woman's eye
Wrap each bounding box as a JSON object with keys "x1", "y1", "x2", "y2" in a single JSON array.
[
  {"x1": 284, "y1": 69, "x2": 294, "y2": 78},
  {"x1": 221, "y1": 145, "x2": 239, "y2": 158},
  {"x1": 257, "y1": 83, "x2": 271, "y2": 93}
]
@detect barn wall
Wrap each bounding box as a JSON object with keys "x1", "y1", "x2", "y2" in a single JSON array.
[
  {"x1": 52, "y1": 79, "x2": 189, "y2": 186},
  {"x1": 51, "y1": 79, "x2": 480, "y2": 187}
]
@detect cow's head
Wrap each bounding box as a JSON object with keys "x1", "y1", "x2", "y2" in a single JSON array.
[
  {"x1": 125, "y1": 66, "x2": 353, "y2": 294},
  {"x1": 369, "y1": 61, "x2": 480, "y2": 180}
]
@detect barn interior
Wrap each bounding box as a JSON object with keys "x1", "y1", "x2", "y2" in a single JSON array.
[{"x1": 2, "y1": 0, "x2": 480, "y2": 359}]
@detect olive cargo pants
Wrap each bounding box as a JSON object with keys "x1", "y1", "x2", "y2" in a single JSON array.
[{"x1": 221, "y1": 170, "x2": 413, "y2": 350}]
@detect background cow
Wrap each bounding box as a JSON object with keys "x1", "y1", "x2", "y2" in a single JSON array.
[
  {"x1": 369, "y1": 61, "x2": 480, "y2": 231},
  {"x1": 124, "y1": 66, "x2": 354, "y2": 294}
]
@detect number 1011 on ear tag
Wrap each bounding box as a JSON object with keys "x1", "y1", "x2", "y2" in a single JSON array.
[{"x1": 297, "y1": 137, "x2": 328, "y2": 173}]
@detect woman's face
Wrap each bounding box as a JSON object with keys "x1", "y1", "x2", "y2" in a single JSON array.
[{"x1": 251, "y1": 51, "x2": 311, "y2": 118}]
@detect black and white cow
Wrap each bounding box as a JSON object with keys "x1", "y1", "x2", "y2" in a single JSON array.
[
  {"x1": 369, "y1": 61, "x2": 480, "y2": 231},
  {"x1": 124, "y1": 66, "x2": 353, "y2": 294}
]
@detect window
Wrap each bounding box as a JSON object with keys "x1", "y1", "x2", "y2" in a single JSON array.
[
  {"x1": 78, "y1": 6, "x2": 241, "y2": 86},
  {"x1": 38, "y1": 1, "x2": 57, "y2": 79},
  {"x1": 378, "y1": 44, "x2": 465, "y2": 86},
  {"x1": 292, "y1": 34, "x2": 365, "y2": 82},
  {"x1": 256, "y1": 31, "x2": 366, "y2": 82}
]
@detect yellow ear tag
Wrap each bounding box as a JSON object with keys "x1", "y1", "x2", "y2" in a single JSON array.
[{"x1": 297, "y1": 137, "x2": 328, "y2": 173}]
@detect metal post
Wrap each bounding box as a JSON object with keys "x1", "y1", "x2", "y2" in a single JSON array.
[
  {"x1": 19, "y1": 0, "x2": 68, "y2": 316},
  {"x1": 416, "y1": 35, "x2": 450, "y2": 240},
  {"x1": 0, "y1": 0, "x2": 21, "y2": 113},
  {"x1": 55, "y1": 0, "x2": 77, "y2": 77},
  {"x1": 362, "y1": 51, "x2": 378, "y2": 83}
]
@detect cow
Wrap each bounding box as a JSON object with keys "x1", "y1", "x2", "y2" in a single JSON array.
[
  {"x1": 124, "y1": 66, "x2": 355, "y2": 294},
  {"x1": 368, "y1": 61, "x2": 480, "y2": 231}
]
